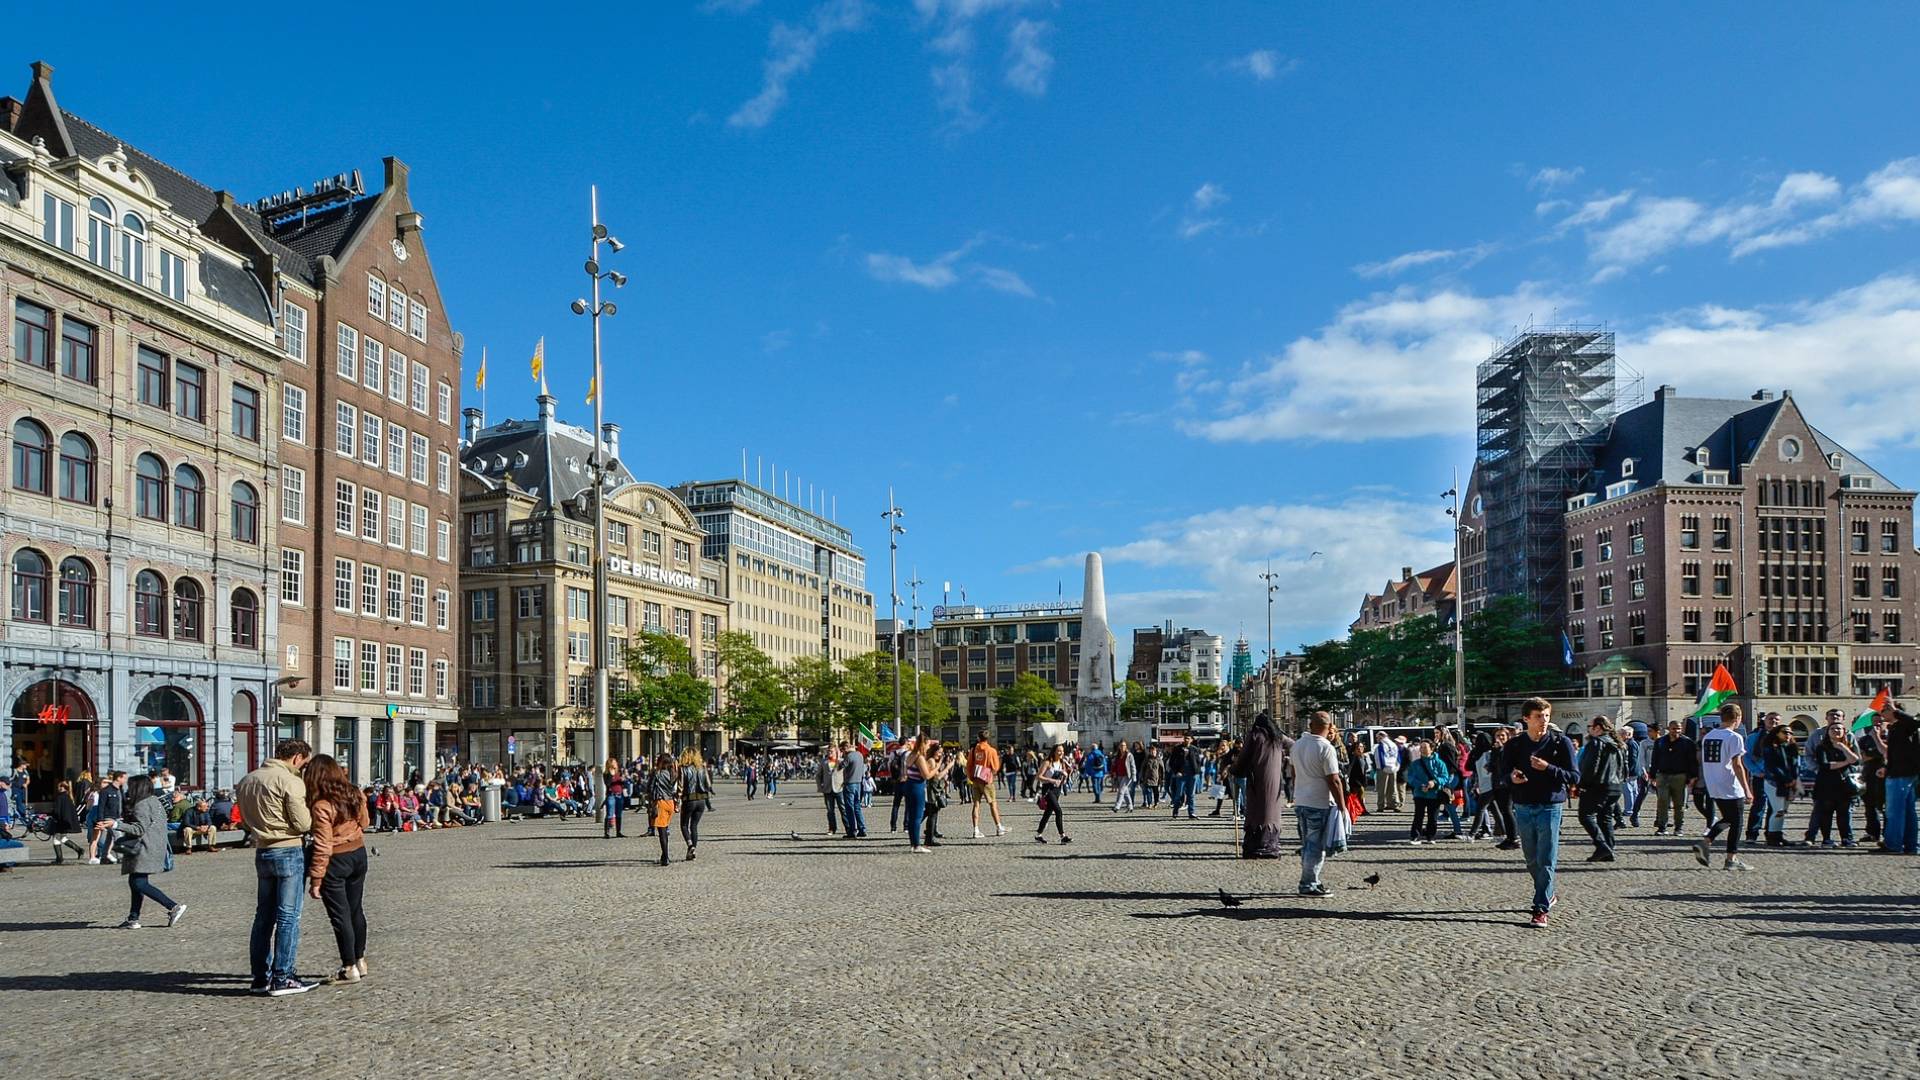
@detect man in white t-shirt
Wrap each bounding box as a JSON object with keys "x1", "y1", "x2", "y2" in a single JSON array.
[
  {"x1": 1294, "y1": 712, "x2": 1348, "y2": 896},
  {"x1": 1694, "y1": 703, "x2": 1756, "y2": 871},
  {"x1": 1373, "y1": 736, "x2": 1401, "y2": 812}
]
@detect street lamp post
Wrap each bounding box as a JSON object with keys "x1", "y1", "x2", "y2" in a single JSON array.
[
  {"x1": 1259, "y1": 562, "x2": 1279, "y2": 733},
  {"x1": 908, "y1": 569, "x2": 925, "y2": 732},
  {"x1": 570, "y1": 186, "x2": 625, "y2": 817},
  {"x1": 883, "y1": 491, "x2": 905, "y2": 740},
  {"x1": 1443, "y1": 468, "x2": 1470, "y2": 732}
]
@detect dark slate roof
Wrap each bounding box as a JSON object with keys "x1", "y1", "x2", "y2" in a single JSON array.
[
  {"x1": 460, "y1": 408, "x2": 638, "y2": 519},
  {"x1": 1587, "y1": 392, "x2": 1898, "y2": 496},
  {"x1": 58, "y1": 109, "x2": 318, "y2": 284},
  {"x1": 263, "y1": 195, "x2": 382, "y2": 261},
  {"x1": 0, "y1": 165, "x2": 21, "y2": 207},
  {"x1": 199, "y1": 254, "x2": 272, "y2": 325}
]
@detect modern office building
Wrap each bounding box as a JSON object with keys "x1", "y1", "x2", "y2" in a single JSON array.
[
  {"x1": 1559, "y1": 386, "x2": 1919, "y2": 730},
  {"x1": 672, "y1": 478, "x2": 875, "y2": 668},
  {"x1": 459, "y1": 397, "x2": 730, "y2": 764},
  {"x1": 930, "y1": 601, "x2": 1082, "y2": 742},
  {"x1": 1, "y1": 63, "x2": 286, "y2": 798}
]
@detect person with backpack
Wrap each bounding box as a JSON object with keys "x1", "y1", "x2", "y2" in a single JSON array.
[
  {"x1": 1083, "y1": 744, "x2": 1108, "y2": 803},
  {"x1": 1576, "y1": 716, "x2": 1627, "y2": 862},
  {"x1": 108, "y1": 774, "x2": 185, "y2": 930}
]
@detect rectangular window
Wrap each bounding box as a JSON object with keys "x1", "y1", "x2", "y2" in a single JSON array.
[
  {"x1": 1713, "y1": 610, "x2": 1733, "y2": 643},
  {"x1": 1885, "y1": 521, "x2": 1901, "y2": 554},
  {"x1": 136, "y1": 345, "x2": 169, "y2": 408},
  {"x1": 60, "y1": 317, "x2": 97, "y2": 384},
  {"x1": 1597, "y1": 571, "x2": 1614, "y2": 607},
  {"x1": 335, "y1": 402, "x2": 357, "y2": 456},
  {"x1": 1569, "y1": 580, "x2": 1584, "y2": 612},
  {"x1": 567, "y1": 631, "x2": 591, "y2": 663},
  {"x1": 281, "y1": 384, "x2": 306, "y2": 444},
  {"x1": 158, "y1": 249, "x2": 188, "y2": 301},
  {"x1": 13, "y1": 298, "x2": 55, "y2": 370},
  {"x1": 280, "y1": 465, "x2": 306, "y2": 526},
  {"x1": 334, "y1": 480, "x2": 356, "y2": 534},
  {"x1": 1852, "y1": 520, "x2": 1871, "y2": 554},
  {"x1": 173, "y1": 362, "x2": 205, "y2": 422},
  {"x1": 1853, "y1": 565, "x2": 1872, "y2": 599},
  {"x1": 333, "y1": 558, "x2": 355, "y2": 612},
  {"x1": 567, "y1": 587, "x2": 591, "y2": 621},
  {"x1": 516, "y1": 586, "x2": 544, "y2": 619},
  {"x1": 361, "y1": 414, "x2": 382, "y2": 467},
  {"x1": 388, "y1": 350, "x2": 407, "y2": 403},
  {"x1": 1596, "y1": 529, "x2": 1613, "y2": 562},
  {"x1": 468, "y1": 676, "x2": 496, "y2": 708},
  {"x1": 469, "y1": 589, "x2": 497, "y2": 622},
  {"x1": 361, "y1": 489, "x2": 381, "y2": 542},
  {"x1": 333, "y1": 638, "x2": 355, "y2": 691},
  {"x1": 280, "y1": 548, "x2": 304, "y2": 605},
  {"x1": 408, "y1": 648, "x2": 426, "y2": 697},
  {"x1": 388, "y1": 289, "x2": 408, "y2": 331},
  {"x1": 607, "y1": 596, "x2": 629, "y2": 628},
  {"x1": 1885, "y1": 566, "x2": 1901, "y2": 600},
  {"x1": 388, "y1": 423, "x2": 406, "y2": 476},
  {"x1": 233, "y1": 384, "x2": 262, "y2": 442},
  {"x1": 436, "y1": 450, "x2": 451, "y2": 493},
  {"x1": 1598, "y1": 616, "x2": 1614, "y2": 650},
  {"x1": 1887, "y1": 613, "x2": 1902, "y2": 645},
  {"x1": 368, "y1": 275, "x2": 387, "y2": 321},
  {"x1": 337, "y1": 323, "x2": 358, "y2": 381},
  {"x1": 1679, "y1": 514, "x2": 1699, "y2": 549},
  {"x1": 515, "y1": 631, "x2": 543, "y2": 664},
  {"x1": 361, "y1": 564, "x2": 380, "y2": 616},
  {"x1": 282, "y1": 302, "x2": 307, "y2": 362},
  {"x1": 701, "y1": 613, "x2": 718, "y2": 642},
  {"x1": 41, "y1": 192, "x2": 75, "y2": 251},
  {"x1": 434, "y1": 588, "x2": 449, "y2": 630},
  {"x1": 644, "y1": 602, "x2": 662, "y2": 630},
  {"x1": 410, "y1": 504, "x2": 428, "y2": 554},
  {"x1": 1712, "y1": 562, "x2": 1733, "y2": 597},
  {"x1": 386, "y1": 570, "x2": 405, "y2": 622},
  {"x1": 411, "y1": 361, "x2": 429, "y2": 413},
  {"x1": 1682, "y1": 610, "x2": 1701, "y2": 643},
  {"x1": 410, "y1": 433, "x2": 429, "y2": 484},
  {"x1": 409, "y1": 300, "x2": 427, "y2": 342},
  {"x1": 433, "y1": 659, "x2": 449, "y2": 700},
  {"x1": 436, "y1": 382, "x2": 452, "y2": 424},
  {"x1": 1628, "y1": 564, "x2": 1646, "y2": 601},
  {"x1": 409, "y1": 575, "x2": 427, "y2": 625},
  {"x1": 436, "y1": 520, "x2": 451, "y2": 562},
  {"x1": 674, "y1": 608, "x2": 693, "y2": 638},
  {"x1": 1681, "y1": 561, "x2": 1701, "y2": 597},
  {"x1": 362, "y1": 338, "x2": 384, "y2": 392},
  {"x1": 386, "y1": 645, "x2": 404, "y2": 695},
  {"x1": 386, "y1": 498, "x2": 405, "y2": 548},
  {"x1": 1712, "y1": 516, "x2": 1732, "y2": 550}
]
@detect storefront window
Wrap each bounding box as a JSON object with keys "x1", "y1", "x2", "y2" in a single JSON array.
[
  {"x1": 134, "y1": 686, "x2": 200, "y2": 788},
  {"x1": 334, "y1": 719, "x2": 357, "y2": 781},
  {"x1": 370, "y1": 720, "x2": 392, "y2": 782},
  {"x1": 405, "y1": 721, "x2": 425, "y2": 779}
]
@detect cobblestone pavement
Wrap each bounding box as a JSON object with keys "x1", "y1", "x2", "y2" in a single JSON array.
[{"x1": 2, "y1": 786, "x2": 1917, "y2": 1080}]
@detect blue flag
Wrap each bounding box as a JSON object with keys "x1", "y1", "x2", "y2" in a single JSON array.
[
  {"x1": 879, "y1": 723, "x2": 896, "y2": 742},
  {"x1": 1560, "y1": 629, "x2": 1575, "y2": 667}
]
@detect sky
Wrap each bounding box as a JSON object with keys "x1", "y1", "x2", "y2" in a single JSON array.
[{"x1": 12, "y1": 2, "x2": 1920, "y2": 658}]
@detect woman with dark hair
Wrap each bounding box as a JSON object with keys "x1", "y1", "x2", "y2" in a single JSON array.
[
  {"x1": 1231, "y1": 713, "x2": 1288, "y2": 858},
  {"x1": 48, "y1": 779, "x2": 87, "y2": 864},
  {"x1": 304, "y1": 754, "x2": 371, "y2": 984},
  {"x1": 602, "y1": 757, "x2": 627, "y2": 840},
  {"x1": 1808, "y1": 713, "x2": 1861, "y2": 847},
  {"x1": 1032, "y1": 744, "x2": 1072, "y2": 844},
  {"x1": 677, "y1": 750, "x2": 713, "y2": 860},
  {"x1": 1758, "y1": 725, "x2": 1802, "y2": 846},
  {"x1": 647, "y1": 753, "x2": 679, "y2": 867},
  {"x1": 110, "y1": 775, "x2": 184, "y2": 929}
]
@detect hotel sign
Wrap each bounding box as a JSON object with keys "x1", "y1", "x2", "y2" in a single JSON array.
[{"x1": 607, "y1": 556, "x2": 703, "y2": 594}]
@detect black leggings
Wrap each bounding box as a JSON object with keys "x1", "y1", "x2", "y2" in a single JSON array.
[
  {"x1": 1704, "y1": 798, "x2": 1745, "y2": 855},
  {"x1": 320, "y1": 847, "x2": 368, "y2": 966},
  {"x1": 1411, "y1": 799, "x2": 1440, "y2": 839},
  {"x1": 1037, "y1": 793, "x2": 1066, "y2": 836},
  {"x1": 679, "y1": 801, "x2": 707, "y2": 848},
  {"x1": 1490, "y1": 790, "x2": 1516, "y2": 838}
]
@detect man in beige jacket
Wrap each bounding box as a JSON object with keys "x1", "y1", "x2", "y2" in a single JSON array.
[{"x1": 237, "y1": 739, "x2": 314, "y2": 996}]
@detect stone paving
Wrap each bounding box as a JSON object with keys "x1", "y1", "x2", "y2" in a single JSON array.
[{"x1": 2, "y1": 785, "x2": 1917, "y2": 1080}]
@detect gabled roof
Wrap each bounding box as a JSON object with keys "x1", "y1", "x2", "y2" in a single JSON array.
[{"x1": 1586, "y1": 389, "x2": 1900, "y2": 497}]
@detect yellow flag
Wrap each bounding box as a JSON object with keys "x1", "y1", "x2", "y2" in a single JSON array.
[
  {"x1": 530, "y1": 337, "x2": 544, "y2": 382},
  {"x1": 474, "y1": 348, "x2": 487, "y2": 391},
  {"x1": 586, "y1": 375, "x2": 597, "y2": 405}
]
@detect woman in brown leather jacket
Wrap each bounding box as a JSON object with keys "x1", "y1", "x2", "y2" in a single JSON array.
[{"x1": 303, "y1": 754, "x2": 371, "y2": 984}]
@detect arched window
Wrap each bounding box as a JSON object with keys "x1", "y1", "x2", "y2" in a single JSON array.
[
  {"x1": 172, "y1": 577, "x2": 204, "y2": 641},
  {"x1": 134, "y1": 687, "x2": 202, "y2": 788},
  {"x1": 86, "y1": 197, "x2": 114, "y2": 270},
  {"x1": 134, "y1": 453, "x2": 167, "y2": 520},
  {"x1": 10, "y1": 548, "x2": 50, "y2": 623},
  {"x1": 134, "y1": 569, "x2": 167, "y2": 637},
  {"x1": 58, "y1": 556, "x2": 93, "y2": 629},
  {"x1": 173, "y1": 463, "x2": 204, "y2": 530},
  {"x1": 58, "y1": 432, "x2": 95, "y2": 504},
  {"x1": 11, "y1": 419, "x2": 50, "y2": 494},
  {"x1": 231, "y1": 481, "x2": 259, "y2": 544},
  {"x1": 120, "y1": 212, "x2": 147, "y2": 285},
  {"x1": 231, "y1": 587, "x2": 259, "y2": 648}
]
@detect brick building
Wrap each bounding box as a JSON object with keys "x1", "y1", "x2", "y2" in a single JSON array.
[{"x1": 1350, "y1": 561, "x2": 1458, "y2": 634}]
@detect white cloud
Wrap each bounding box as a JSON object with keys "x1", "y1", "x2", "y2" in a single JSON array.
[
  {"x1": 864, "y1": 235, "x2": 1036, "y2": 297},
  {"x1": 728, "y1": 0, "x2": 867, "y2": 129},
  {"x1": 1530, "y1": 166, "x2": 1584, "y2": 191},
  {"x1": 1029, "y1": 498, "x2": 1453, "y2": 649},
  {"x1": 1185, "y1": 284, "x2": 1566, "y2": 443},
  {"x1": 1556, "y1": 190, "x2": 1633, "y2": 231},
  {"x1": 1589, "y1": 196, "x2": 1704, "y2": 265},
  {"x1": 1352, "y1": 245, "x2": 1496, "y2": 279},
  {"x1": 1003, "y1": 19, "x2": 1052, "y2": 96},
  {"x1": 1191, "y1": 182, "x2": 1228, "y2": 212},
  {"x1": 1227, "y1": 48, "x2": 1294, "y2": 81},
  {"x1": 1734, "y1": 157, "x2": 1920, "y2": 256},
  {"x1": 1178, "y1": 182, "x2": 1230, "y2": 240},
  {"x1": 974, "y1": 265, "x2": 1035, "y2": 296}
]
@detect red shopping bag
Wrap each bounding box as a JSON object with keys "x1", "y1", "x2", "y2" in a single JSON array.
[{"x1": 1345, "y1": 791, "x2": 1366, "y2": 820}]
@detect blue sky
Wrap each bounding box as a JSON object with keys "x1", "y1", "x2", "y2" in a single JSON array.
[{"x1": 14, "y1": 2, "x2": 1920, "y2": 655}]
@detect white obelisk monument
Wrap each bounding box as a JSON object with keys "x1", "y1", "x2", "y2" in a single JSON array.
[{"x1": 1076, "y1": 552, "x2": 1119, "y2": 744}]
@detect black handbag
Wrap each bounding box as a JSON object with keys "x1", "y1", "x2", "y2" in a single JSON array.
[{"x1": 111, "y1": 830, "x2": 142, "y2": 859}]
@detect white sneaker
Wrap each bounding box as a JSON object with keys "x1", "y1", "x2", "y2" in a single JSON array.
[
  {"x1": 910, "y1": 846, "x2": 929, "y2": 854},
  {"x1": 87, "y1": 857, "x2": 101, "y2": 865},
  {"x1": 1724, "y1": 857, "x2": 1755, "y2": 872},
  {"x1": 167, "y1": 904, "x2": 187, "y2": 928},
  {"x1": 996, "y1": 825, "x2": 1008, "y2": 836},
  {"x1": 973, "y1": 827, "x2": 984, "y2": 839}
]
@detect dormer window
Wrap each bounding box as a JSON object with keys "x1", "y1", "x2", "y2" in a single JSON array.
[
  {"x1": 1620, "y1": 458, "x2": 1635, "y2": 478},
  {"x1": 1701, "y1": 469, "x2": 1729, "y2": 485},
  {"x1": 1828, "y1": 453, "x2": 1844, "y2": 470},
  {"x1": 1695, "y1": 447, "x2": 1710, "y2": 467}
]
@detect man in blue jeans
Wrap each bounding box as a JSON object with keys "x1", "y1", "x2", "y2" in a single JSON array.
[
  {"x1": 838, "y1": 742, "x2": 869, "y2": 839},
  {"x1": 1501, "y1": 698, "x2": 1577, "y2": 929},
  {"x1": 1167, "y1": 735, "x2": 1198, "y2": 819},
  {"x1": 1879, "y1": 705, "x2": 1919, "y2": 855},
  {"x1": 1292, "y1": 713, "x2": 1347, "y2": 896},
  {"x1": 236, "y1": 739, "x2": 316, "y2": 996}
]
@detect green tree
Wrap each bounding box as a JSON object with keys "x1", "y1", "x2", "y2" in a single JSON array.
[
  {"x1": 994, "y1": 672, "x2": 1062, "y2": 728},
  {"x1": 839, "y1": 652, "x2": 954, "y2": 739},
  {"x1": 1119, "y1": 679, "x2": 1160, "y2": 723},
  {"x1": 784, "y1": 654, "x2": 844, "y2": 743},
  {"x1": 715, "y1": 630, "x2": 789, "y2": 736},
  {"x1": 1464, "y1": 594, "x2": 1563, "y2": 698},
  {"x1": 611, "y1": 630, "x2": 714, "y2": 734}
]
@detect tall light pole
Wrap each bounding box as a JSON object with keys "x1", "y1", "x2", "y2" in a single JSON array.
[
  {"x1": 1444, "y1": 468, "x2": 1469, "y2": 732},
  {"x1": 1259, "y1": 561, "x2": 1279, "y2": 734},
  {"x1": 908, "y1": 568, "x2": 925, "y2": 732},
  {"x1": 571, "y1": 186, "x2": 624, "y2": 814},
  {"x1": 883, "y1": 491, "x2": 905, "y2": 741}
]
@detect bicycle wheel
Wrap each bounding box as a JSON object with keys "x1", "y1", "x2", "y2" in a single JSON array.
[{"x1": 32, "y1": 820, "x2": 53, "y2": 842}]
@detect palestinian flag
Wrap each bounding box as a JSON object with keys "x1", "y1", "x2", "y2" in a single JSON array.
[
  {"x1": 1689, "y1": 664, "x2": 1739, "y2": 719},
  {"x1": 1852, "y1": 687, "x2": 1892, "y2": 733}
]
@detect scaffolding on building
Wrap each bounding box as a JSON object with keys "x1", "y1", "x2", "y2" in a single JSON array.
[{"x1": 1475, "y1": 326, "x2": 1617, "y2": 625}]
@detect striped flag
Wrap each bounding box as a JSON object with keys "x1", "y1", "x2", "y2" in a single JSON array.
[
  {"x1": 1852, "y1": 686, "x2": 1892, "y2": 733},
  {"x1": 1689, "y1": 664, "x2": 1739, "y2": 719}
]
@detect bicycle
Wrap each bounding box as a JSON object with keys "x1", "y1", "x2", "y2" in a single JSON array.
[{"x1": 1, "y1": 811, "x2": 53, "y2": 842}]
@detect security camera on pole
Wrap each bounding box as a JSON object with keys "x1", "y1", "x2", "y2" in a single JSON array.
[
  {"x1": 883, "y1": 492, "x2": 906, "y2": 739},
  {"x1": 571, "y1": 186, "x2": 624, "y2": 820}
]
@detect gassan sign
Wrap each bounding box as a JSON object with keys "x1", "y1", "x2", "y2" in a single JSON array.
[{"x1": 606, "y1": 556, "x2": 702, "y2": 594}]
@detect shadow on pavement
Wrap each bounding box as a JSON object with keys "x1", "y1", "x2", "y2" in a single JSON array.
[
  {"x1": 0, "y1": 970, "x2": 254, "y2": 997},
  {"x1": 0, "y1": 920, "x2": 95, "y2": 932},
  {"x1": 1133, "y1": 906, "x2": 1522, "y2": 926},
  {"x1": 493, "y1": 859, "x2": 652, "y2": 870}
]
